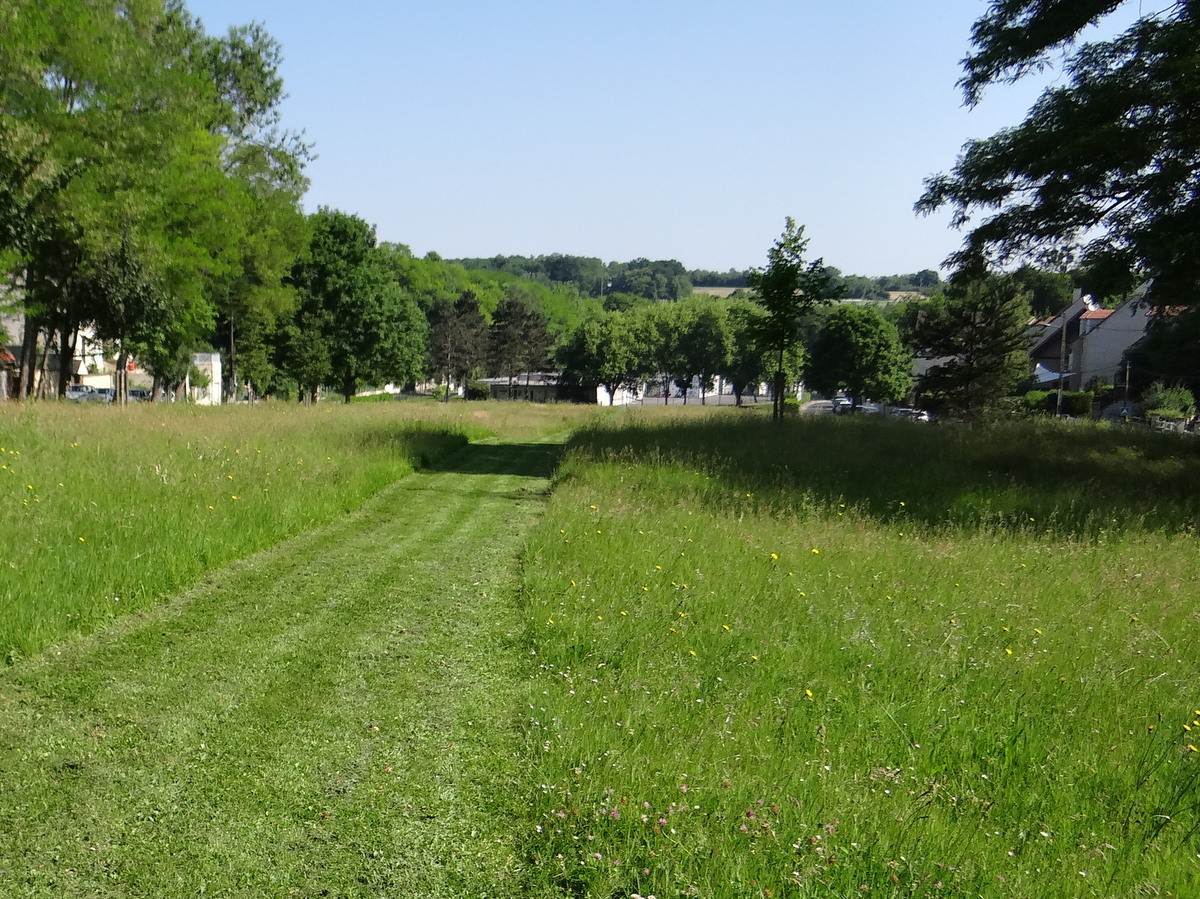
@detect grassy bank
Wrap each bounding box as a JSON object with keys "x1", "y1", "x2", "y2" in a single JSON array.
[
  {"x1": 519, "y1": 414, "x2": 1200, "y2": 896},
  {"x1": 0, "y1": 399, "x2": 588, "y2": 663}
]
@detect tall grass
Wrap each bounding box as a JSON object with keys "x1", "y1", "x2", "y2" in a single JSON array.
[
  {"x1": 519, "y1": 413, "x2": 1200, "y2": 896},
  {"x1": 0, "y1": 401, "x2": 480, "y2": 662}
]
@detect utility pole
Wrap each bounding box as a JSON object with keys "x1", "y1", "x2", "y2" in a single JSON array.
[{"x1": 1056, "y1": 289, "x2": 1082, "y2": 416}]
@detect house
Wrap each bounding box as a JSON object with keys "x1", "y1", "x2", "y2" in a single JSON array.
[
  {"x1": 190, "y1": 352, "x2": 222, "y2": 405},
  {"x1": 1027, "y1": 293, "x2": 1097, "y2": 384},
  {"x1": 1029, "y1": 287, "x2": 1152, "y2": 390},
  {"x1": 1069, "y1": 295, "x2": 1153, "y2": 392},
  {"x1": 479, "y1": 372, "x2": 562, "y2": 403}
]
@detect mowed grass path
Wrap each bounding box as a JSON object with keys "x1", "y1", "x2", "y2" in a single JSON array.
[{"x1": 0, "y1": 439, "x2": 561, "y2": 898}]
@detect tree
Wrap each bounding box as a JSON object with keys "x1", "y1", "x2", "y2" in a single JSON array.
[
  {"x1": 663, "y1": 299, "x2": 732, "y2": 404},
  {"x1": 427, "y1": 291, "x2": 488, "y2": 399},
  {"x1": 2, "y1": 3, "x2": 308, "y2": 402},
  {"x1": 1123, "y1": 306, "x2": 1200, "y2": 399},
  {"x1": 488, "y1": 294, "x2": 552, "y2": 388},
  {"x1": 907, "y1": 275, "x2": 1033, "y2": 419},
  {"x1": 719, "y1": 301, "x2": 771, "y2": 406},
  {"x1": 1010, "y1": 264, "x2": 1074, "y2": 319},
  {"x1": 558, "y1": 312, "x2": 641, "y2": 405},
  {"x1": 747, "y1": 218, "x2": 836, "y2": 421},
  {"x1": 286, "y1": 209, "x2": 425, "y2": 403},
  {"x1": 917, "y1": 1, "x2": 1200, "y2": 304},
  {"x1": 806, "y1": 305, "x2": 912, "y2": 408}
]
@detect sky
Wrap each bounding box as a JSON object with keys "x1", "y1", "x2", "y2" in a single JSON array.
[{"x1": 184, "y1": 0, "x2": 1065, "y2": 277}]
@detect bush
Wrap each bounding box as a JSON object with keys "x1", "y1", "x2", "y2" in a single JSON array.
[
  {"x1": 1061, "y1": 390, "x2": 1094, "y2": 417},
  {"x1": 1141, "y1": 380, "x2": 1196, "y2": 420},
  {"x1": 465, "y1": 380, "x2": 492, "y2": 401},
  {"x1": 1023, "y1": 389, "x2": 1094, "y2": 417},
  {"x1": 1023, "y1": 390, "x2": 1053, "y2": 414}
]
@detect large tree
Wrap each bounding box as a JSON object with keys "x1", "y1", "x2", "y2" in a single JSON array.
[
  {"x1": 907, "y1": 275, "x2": 1033, "y2": 419},
  {"x1": 663, "y1": 299, "x2": 733, "y2": 404},
  {"x1": 747, "y1": 218, "x2": 836, "y2": 421},
  {"x1": 718, "y1": 300, "x2": 771, "y2": 406},
  {"x1": 558, "y1": 312, "x2": 642, "y2": 405},
  {"x1": 487, "y1": 293, "x2": 552, "y2": 386},
  {"x1": 917, "y1": 1, "x2": 1200, "y2": 304},
  {"x1": 1, "y1": 3, "x2": 308, "y2": 402},
  {"x1": 427, "y1": 290, "x2": 488, "y2": 399},
  {"x1": 286, "y1": 208, "x2": 425, "y2": 403},
  {"x1": 806, "y1": 305, "x2": 912, "y2": 408}
]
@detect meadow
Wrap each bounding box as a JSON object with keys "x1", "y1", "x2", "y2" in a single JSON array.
[
  {"x1": 519, "y1": 414, "x2": 1200, "y2": 897},
  {"x1": 0, "y1": 398, "x2": 584, "y2": 663},
  {"x1": 2, "y1": 402, "x2": 1199, "y2": 896}
]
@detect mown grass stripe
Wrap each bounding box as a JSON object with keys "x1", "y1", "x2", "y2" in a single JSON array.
[{"x1": 0, "y1": 440, "x2": 560, "y2": 898}]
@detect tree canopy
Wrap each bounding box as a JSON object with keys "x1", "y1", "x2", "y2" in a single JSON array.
[
  {"x1": 907, "y1": 274, "x2": 1033, "y2": 419},
  {"x1": 918, "y1": 1, "x2": 1200, "y2": 304},
  {"x1": 806, "y1": 305, "x2": 912, "y2": 407}
]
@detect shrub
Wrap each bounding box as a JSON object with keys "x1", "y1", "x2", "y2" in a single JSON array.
[
  {"x1": 1023, "y1": 390, "x2": 1052, "y2": 414},
  {"x1": 465, "y1": 380, "x2": 492, "y2": 401},
  {"x1": 1141, "y1": 380, "x2": 1196, "y2": 420},
  {"x1": 1024, "y1": 389, "x2": 1094, "y2": 417},
  {"x1": 1061, "y1": 390, "x2": 1094, "y2": 417}
]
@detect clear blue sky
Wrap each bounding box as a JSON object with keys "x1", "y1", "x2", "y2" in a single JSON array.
[{"x1": 186, "y1": 0, "x2": 1062, "y2": 277}]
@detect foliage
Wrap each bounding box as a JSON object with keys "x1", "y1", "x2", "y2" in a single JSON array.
[
  {"x1": 427, "y1": 290, "x2": 488, "y2": 397},
  {"x1": 1, "y1": 1, "x2": 310, "y2": 402},
  {"x1": 464, "y1": 379, "x2": 492, "y2": 401},
  {"x1": 285, "y1": 208, "x2": 427, "y2": 403},
  {"x1": 747, "y1": 218, "x2": 837, "y2": 421},
  {"x1": 1010, "y1": 263, "x2": 1074, "y2": 318},
  {"x1": 557, "y1": 312, "x2": 642, "y2": 405},
  {"x1": 1025, "y1": 389, "x2": 1095, "y2": 417},
  {"x1": 1124, "y1": 305, "x2": 1200, "y2": 399},
  {"x1": 805, "y1": 304, "x2": 912, "y2": 405},
  {"x1": 661, "y1": 299, "x2": 733, "y2": 404},
  {"x1": 1141, "y1": 380, "x2": 1196, "y2": 421},
  {"x1": 488, "y1": 294, "x2": 552, "y2": 383},
  {"x1": 717, "y1": 300, "x2": 771, "y2": 405},
  {"x1": 908, "y1": 274, "x2": 1033, "y2": 418},
  {"x1": 918, "y1": 1, "x2": 1200, "y2": 304}
]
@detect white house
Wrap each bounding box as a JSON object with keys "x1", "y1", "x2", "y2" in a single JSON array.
[{"x1": 1068, "y1": 295, "x2": 1153, "y2": 390}]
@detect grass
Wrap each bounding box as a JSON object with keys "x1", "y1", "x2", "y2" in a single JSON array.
[
  {"x1": 0, "y1": 403, "x2": 579, "y2": 897},
  {"x1": 0, "y1": 398, "x2": 590, "y2": 663},
  {"x1": 3, "y1": 404, "x2": 1199, "y2": 896},
  {"x1": 0, "y1": 401, "x2": 465, "y2": 663},
  {"x1": 518, "y1": 413, "x2": 1200, "y2": 897}
]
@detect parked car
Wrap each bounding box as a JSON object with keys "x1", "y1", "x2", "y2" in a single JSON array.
[
  {"x1": 129, "y1": 387, "x2": 151, "y2": 402},
  {"x1": 94, "y1": 387, "x2": 115, "y2": 403},
  {"x1": 65, "y1": 384, "x2": 97, "y2": 402}
]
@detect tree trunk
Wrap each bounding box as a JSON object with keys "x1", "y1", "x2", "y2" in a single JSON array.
[
  {"x1": 35, "y1": 328, "x2": 52, "y2": 399},
  {"x1": 56, "y1": 321, "x2": 71, "y2": 397},
  {"x1": 18, "y1": 312, "x2": 39, "y2": 401},
  {"x1": 115, "y1": 349, "x2": 128, "y2": 405}
]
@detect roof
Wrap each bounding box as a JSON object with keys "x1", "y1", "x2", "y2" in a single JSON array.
[{"x1": 1080, "y1": 309, "x2": 1113, "y2": 321}]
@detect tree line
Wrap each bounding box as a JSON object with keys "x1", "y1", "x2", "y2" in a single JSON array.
[
  {"x1": 553, "y1": 218, "x2": 1076, "y2": 422},
  {"x1": 449, "y1": 253, "x2": 949, "y2": 303}
]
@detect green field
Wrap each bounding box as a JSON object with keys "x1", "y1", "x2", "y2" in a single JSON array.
[{"x1": 2, "y1": 403, "x2": 1198, "y2": 896}]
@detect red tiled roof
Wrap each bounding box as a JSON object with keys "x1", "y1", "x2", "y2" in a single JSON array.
[{"x1": 1080, "y1": 309, "x2": 1113, "y2": 320}]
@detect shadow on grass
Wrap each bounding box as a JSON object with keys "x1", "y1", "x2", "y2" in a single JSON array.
[
  {"x1": 565, "y1": 415, "x2": 1200, "y2": 537},
  {"x1": 428, "y1": 441, "x2": 564, "y2": 480}
]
